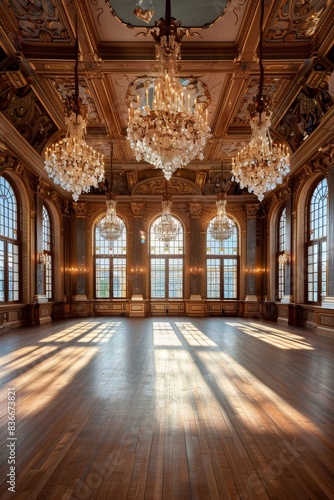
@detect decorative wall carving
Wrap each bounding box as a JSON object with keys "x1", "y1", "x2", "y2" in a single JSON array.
[
  {"x1": 245, "y1": 203, "x2": 259, "y2": 217},
  {"x1": 188, "y1": 203, "x2": 203, "y2": 218},
  {"x1": 133, "y1": 178, "x2": 199, "y2": 195},
  {"x1": 73, "y1": 202, "x2": 87, "y2": 217},
  {"x1": 131, "y1": 202, "x2": 146, "y2": 217}
]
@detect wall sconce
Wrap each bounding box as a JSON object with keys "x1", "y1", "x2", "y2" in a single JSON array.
[
  {"x1": 38, "y1": 251, "x2": 50, "y2": 266},
  {"x1": 278, "y1": 253, "x2": 290, "y2": 265},
  {"x1": 189, "y1": 266, "x2": 204, "y2": 275},
  {"x1": 130, "y1": 266, "x2": 144, "y2": 274},
  {"x1": 65, "y1": 267, "x2": 87, "y2": 273},
  {"x1": 245, "y1": 268, "x2": 267, "y2": 274}
]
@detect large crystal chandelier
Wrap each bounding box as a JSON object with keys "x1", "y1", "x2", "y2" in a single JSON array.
[
  {"x1": 231, "y1": 0, "x2": 290, "y2": 202},
  {"x1": 127, "y1": 0, "x2": 211, "y2": 180},
  {"x1": 209, "y1": 193, "x2": 233, "y2": 242},
  {"x1": 44, "y1": 18, "x2": 104, "y2": 201},
  {"x1": 97, "y1": 143, "x2": 123, "y2": 241}
]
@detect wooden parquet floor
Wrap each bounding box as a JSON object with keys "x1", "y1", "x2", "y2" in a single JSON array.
[{"x1": 1, "y1": 317, "x2": 334, "y2": 499}]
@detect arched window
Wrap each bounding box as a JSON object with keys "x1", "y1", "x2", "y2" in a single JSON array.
[
  {"x1": 0, "y1": 177, "x2": 19, "y2": 302},
  {"x1": 150, "y1": 216, "x2": 184, "y2": 299},
  {"x1": 94, "y1": 218, "x2": 127, "y2": 298},
  {"x1": 206, "y1": 217, "x2": 238, "y2": 299},
  {"x1": 277, "y1": 207, "x2": 286, "y2": 300},
  {"x1": 42, "y1": 205, "x2": 53, "y2": 299},
  {"x1": 307, "y1": 178, "x2": 327, "y2": 303}
]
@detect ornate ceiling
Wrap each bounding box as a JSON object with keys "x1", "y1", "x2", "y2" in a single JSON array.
[{"x1": 0, "y1": 0, "x2": 333, "y2": 197}]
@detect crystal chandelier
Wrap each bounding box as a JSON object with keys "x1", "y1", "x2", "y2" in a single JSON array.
[
  {"x1": 97, "y1": 143, "x2": 123, "y2": 241},
  {"x1": 231, "y1": 0, "x2": 290, "y2": 202},
  {"x1": 154, "y1": 182, "x2": 180, "y2": 242},
  {"x1": 209, "y1": 193, "x2": 233, "y2": 242},
  {"x1": 127, "y1": 0, "x2": 211, "y2": 180},
  {"x1": 44, "y1": 18, "x2": 104, "y2": 202}
]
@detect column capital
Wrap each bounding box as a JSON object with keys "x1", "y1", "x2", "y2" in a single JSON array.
[{"x1": 245, "y1": 203, "x2": 260, "y2": 217}]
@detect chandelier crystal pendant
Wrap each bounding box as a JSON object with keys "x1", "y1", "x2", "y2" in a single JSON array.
[
  {"x1": 97, "y1": 142, "x2": 123, "y2": 241},
  {"x1": 231, "y1": 0, "x2": 290, "y2": 202},
  {"x1": 44, "y1": 17, "x2": 104, "y2": 201},
  {"x1": 209, "y1": 193, "x2": 233, "y2": 242},
  {"x1": 127, "y1": 0, "x2": 211, "y2": 180}
]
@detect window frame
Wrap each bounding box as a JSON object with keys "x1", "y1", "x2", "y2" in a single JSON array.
[
  {"x1": 149, "y1": 214, "x2": 184, "y2": 300},
  {"x1": 306, "y1": 178, "x2": 328, "y2": 304},
  {"x1": 0, "y1": 176, "x2": 20, "y2": 303},
  {"x1": 206, "y1": 216, "x2": 239, "y2": 300},
  {"x1": 94, "y1": 216, "x2": 127, "y2": 299}
]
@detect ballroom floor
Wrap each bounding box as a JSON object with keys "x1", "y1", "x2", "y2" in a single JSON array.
[{"x1": 1, "y1": 317, "x2": 334, "y2": 499}]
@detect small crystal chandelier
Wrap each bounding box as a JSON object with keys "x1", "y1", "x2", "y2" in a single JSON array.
[
  {"x1": 209, "y1": 194, "x2": 233, "y2": 241},
  {"x1": 231, "y1": 0, "x2": 290, "y2": 202},
  {"x1": 98, "y1": 143, "x2": 123, "y2": 241},
  {"x1": 209, "y1": 161, "x2": 233, "y2": 241},
  {"x1": 154, "y1": 182, "x2": 180, "y2": 242},
  {"x1": 127, "y1": 0, "x2": 211, "y2": 180},
  {"x1": 44, "y1": 17, "x2": 104, "y2": 201}
]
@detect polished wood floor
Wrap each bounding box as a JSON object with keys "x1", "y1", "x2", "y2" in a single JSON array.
[{"x1": 1, "y1": 317, "x2": 334, "y2": 499}]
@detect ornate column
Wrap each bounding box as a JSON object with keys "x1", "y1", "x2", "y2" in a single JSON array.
[
  {"x1": 34, "y1": 181, "x2": 47, "y2": 303},
  {"x1": 245, "y1": 203, "x2": 260, "y2": 301},
  {"x1": 282, "y1": 189, "x2": 293, "y2": 303},
  {"x1": 188, "y1": 203, "x2": 203, "y2": 300},
  {"x1": 130, "y1": 202, "x2": 146, "y2": 299}
]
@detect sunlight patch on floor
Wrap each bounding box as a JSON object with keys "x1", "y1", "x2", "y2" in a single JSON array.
[
  {"x1": 16, "y1": 346, "x2": 98, "y2": 417},
  {"x1": 153, "y1": 322, "x2": 182, "y2": 346},
  {"x1": 175, "y1": 322, "x2": 217, "y2": 346},
  {"x1": 225, "y1": 322, "x2": 314, "y2": 350}
]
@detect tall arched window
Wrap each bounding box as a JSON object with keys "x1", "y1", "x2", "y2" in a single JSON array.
[
  {"x1": 307, "y1": 178, "x2": 327, "y2": 303},
  {"x1": 150, "y1": 216, "x2": 184, "y2": 299},
  {"x1": 0, "y1": 177, "x2": 19, "y2": 302},
  {"x1": 42, "y1": 205, "x2": 53, "y2": 299},
  {"x1": 94, "y1": 218, "x2": 127, "y2": 298},
  {"x1": 277, "y1": 207, "x2": 286, "y2": 300},
  {"x1": 206, "y1": 217, "x2": 238, "y2": 299}
]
